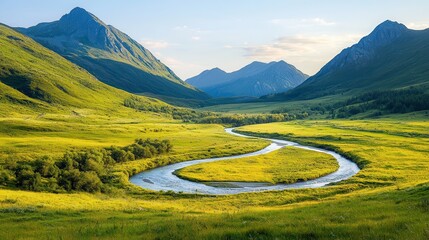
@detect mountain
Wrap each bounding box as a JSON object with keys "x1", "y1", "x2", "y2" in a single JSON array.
[
  {"x1": 0, "y1": 23, "x2": 169, "y2": 114},
  {"x1": 17, "y1": 7, "x2": 208, "y2": 100},
  {"x1": 187, "y1": 61, "x2": 281, "y2": 91},
  {"x1": 186, "y1": 68, "x2": 229, "y2": 89},
  {"x1": 187, "y1": 61, "x2": 308, "y2": 97},
  {"x1": 265, "y1": 20, "x2": 429, "y2": 101}
]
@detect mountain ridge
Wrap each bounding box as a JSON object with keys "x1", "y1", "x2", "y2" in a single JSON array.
[
  {"x1": 18, "y1": 7, "x2": 209, "y2": 100},
  {"x1": 0, "y1": 23, "x2": 171, "y2": 115},
  {"x1": 264, "y1": 20, "x2": 429, "y2": 101},
  {"x1": 187, "y1": 61, "x2": 308, "y2": 97}
]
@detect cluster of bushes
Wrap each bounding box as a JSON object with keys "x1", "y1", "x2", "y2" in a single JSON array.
[
  {"x1": 330, "y1": 88, "x2": 429, "y2": 118},
  {"x1": 124, "y1": 96, "x2": 214, "y2": 122},
  {"x1": 0, "y1": 138, "x2": 172, "y2": 193},
  {"x1": 196, "y1": 113, "x2": 307, "y2": 126}
]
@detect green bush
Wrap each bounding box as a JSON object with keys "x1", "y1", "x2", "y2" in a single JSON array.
[
  {"x1": 76, "y1": 171, "x2": 102, "y2": 193},
  {"x1": 0, "y1": 138, "x2": 173, "y2": 193}
]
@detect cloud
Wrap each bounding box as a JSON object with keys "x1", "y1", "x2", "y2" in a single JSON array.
[
  {"x1": 270, "y1": 18, "x2": 336, "y2": 27},
  {"x1": 242, "y1": 34, "x2": 362, "y2": 74},
  {"x1": 140, "y1": 40, "x2": 170, "y2": 49},
  {"x1": 407, "y1": 22, "x2": 429, "y2": 30},
  {"x1": 243, "y1": 34, "x2": 360, "y2": 58},
  {"x1": 154, "y1": 52, "x2": 204, "y2": 79},
  {"x1": 173, "y1": 25, "x2": 212, "y2": 43}
]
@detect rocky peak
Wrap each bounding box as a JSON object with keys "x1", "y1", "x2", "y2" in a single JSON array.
[
  {"x1": 59, "y1": 7, "x2": 101, "y2": 26},
  {"x1": 316, "y1": 20, "x2": 409, "y2": 76},
  {"x1": 359, "y1": 20, "x2": 408, "y2": 48}
]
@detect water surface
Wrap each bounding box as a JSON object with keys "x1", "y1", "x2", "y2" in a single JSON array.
[{"x1": 129, "y1": 128, "x2": 360, "y2": 194}]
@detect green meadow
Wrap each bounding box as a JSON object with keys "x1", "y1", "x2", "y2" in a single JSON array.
[
  {"x1": 1, "y1": 7, "x2": 429, "y2": 240},
  {"x1": 0, "y1": 112, "x2": 428, "y2": 239}
]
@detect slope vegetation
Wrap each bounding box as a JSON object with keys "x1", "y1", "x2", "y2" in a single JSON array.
[
  {"x1": 0, "y1": 23, "x2": 169, "y2": 114},
  {"x1": 265, "y1": 21, "x2": 429, "y2": 101},
  {"x1": 18, "y1": 7, "x2": 208, "y2": 100}
]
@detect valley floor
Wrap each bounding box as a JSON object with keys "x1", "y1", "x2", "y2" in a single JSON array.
[{"x1": 0, "y1": 114, "x2": 428, "y2": 239}]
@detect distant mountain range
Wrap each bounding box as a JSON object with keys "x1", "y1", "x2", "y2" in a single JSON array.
[
  {"x1": 264, "y1": 20, "x2": 429, "y2": 101},
  {"x1": 17, "y1": 7, "x2": 208, "y2": 100},
  {"x1": 187, "y1": 61, "x2": 308, "y2": 97}
]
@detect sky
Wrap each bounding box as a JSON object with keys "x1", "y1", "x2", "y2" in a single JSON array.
[{"x1": 1, "y1": 0, "x2": 429, "y2": 79}]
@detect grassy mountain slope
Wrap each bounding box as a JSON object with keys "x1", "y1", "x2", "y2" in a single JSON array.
[
  {"x1": 18, "y1": 7, "x2": 208, "y2": 100},
  {"x1": 0, "y1": 23, "x2": 169, "y2": 114},
  {"x1": 265, "y1": 21, "x2": 429, "y2": 101}
]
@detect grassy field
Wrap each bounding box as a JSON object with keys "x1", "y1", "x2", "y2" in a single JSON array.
[
  {"x1": 175, "y1": 147, "x2": 338, "y2": 184},
  {"x1": 0, "y1": 116, "x2": 428, "y2": 239},
  {"x1": 237, "y1": 118, "x2": 429, "y2": 188},
  {"x1": 0, "y1": 112, "x2": 269, "y2": 161}
]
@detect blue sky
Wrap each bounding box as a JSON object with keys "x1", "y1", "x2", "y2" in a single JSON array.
[{"x1": 1, "y1": 0, "x2": 429, "y2": 79}]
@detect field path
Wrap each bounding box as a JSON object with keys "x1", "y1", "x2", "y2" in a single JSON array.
[{"x1": 129, "y1": 128, "x2": 360, "y2": 194}]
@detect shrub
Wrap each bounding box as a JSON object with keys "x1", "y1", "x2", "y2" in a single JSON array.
[
  {"x1": 1, "y1": 137, "x2": 173, "y2": 193},
  {"x1": 76, "y1": 171, "x2": 102, "y2": 193}
]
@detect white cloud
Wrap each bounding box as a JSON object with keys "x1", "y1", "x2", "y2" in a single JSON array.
[
  {"x1": 154, "y1": 52, "x2": 204, "y2": 79},
  {"x1": 242, "y1": 34, "x2": 362, "y2": 74},
  {"x1": 140, "y1": 40, "x2": 170, "y2": 49},
  {"x1": 407, "y1": 22, "x2": 429, "y2": 30},
  {"x1": 191, "y1": 36, "x2": 201, "y2": 41},
  {"x1": 243, "y1": 34, "x2": 360, "y2": 58},
  {"x1": 270, "y1": 18, "x2": 336, "y2": 27}
]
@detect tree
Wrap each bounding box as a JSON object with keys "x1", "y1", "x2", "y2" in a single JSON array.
[
  {"x1": 34, "y1": 156, "x2": 60, "y2": 178},
  {"x1": 58, "y1": 169, "x2": 81, "y2": 191},
  {"x1": 76, "y1": 171, "x2": 102, "y2": 192}
]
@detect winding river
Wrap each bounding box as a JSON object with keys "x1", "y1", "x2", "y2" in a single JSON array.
[{"x1": 129, "y1": 128, "x2": 360, "y2": 194}]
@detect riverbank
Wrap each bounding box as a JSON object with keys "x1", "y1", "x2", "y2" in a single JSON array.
[{"x1": 129, "y1": 128, "x2": 360, "y2": 194}]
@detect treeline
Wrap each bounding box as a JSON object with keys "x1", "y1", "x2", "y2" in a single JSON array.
[
  {"x1": 125, "y1": 96, "x2": 308, "y2": 126},
  {"x1": 124, "y1": 96, "x2": 213, "y2": 122},
  {"x1": 0, "y1": 138, "x2": 172, "y2": 193},
  {"x1": 269, "y1": 88, "x2": 429, "y2": 119},
  {"x1": 331, "y1": 89, "x2": 429, "y2": 118},
  {"x1": 197, "y1": 113, "x2": 309, "y2": 126}
]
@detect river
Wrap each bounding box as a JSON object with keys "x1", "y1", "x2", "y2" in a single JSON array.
[{"x1": 129, "y1": 128, "x2": 360, "y2": 194}]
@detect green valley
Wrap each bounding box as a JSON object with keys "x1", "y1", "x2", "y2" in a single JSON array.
[{"x1": 0, "y1": 3, "x2": 429, "y2": 240}]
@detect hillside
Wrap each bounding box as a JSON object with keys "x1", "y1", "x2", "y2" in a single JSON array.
[
  {"x1": 187, "y1": 61, "x2": 308, "y2": 97},
  {"x1": 265, "y1": 20, "x2": 429, "y2": 101},
  {"x1": 0, "y1": 23, "x2": 169, "y2": 115},
  {"x1": 18, "y1": 7, "x2": 208, "y2": 100}
]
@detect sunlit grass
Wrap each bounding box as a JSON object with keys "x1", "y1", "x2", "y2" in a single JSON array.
[
  {"x1": 0, "y1": 113, "x2": 268, "y2": 161},
  {"x1": 0, "y1": 117, "x2": 428, "y2": 239},
  {"x1": 175, "y1": 147, "x2": 338, "y2": 184},
  {"x1": 236, "y1": 119, "x2": 429, "y2": 189}
]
